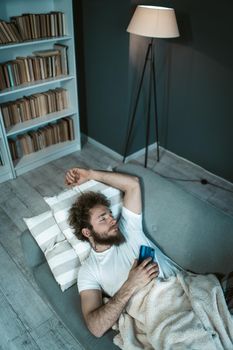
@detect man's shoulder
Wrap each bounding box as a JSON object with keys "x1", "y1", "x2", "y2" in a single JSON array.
[
  {"x1": 79, "y1": 250, "x2": 94, "y2": 269},
  {"x1": 120, "y1": 206, "x2": 142, "y2": 219},
  {"x1": 78, "y1": 255, "x2": 96, "y2": 279},
  {"x1": 119, "y1": 206, "x2": 143, "y2": 229}
]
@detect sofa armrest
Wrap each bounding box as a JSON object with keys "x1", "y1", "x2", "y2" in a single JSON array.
[{"x1": 20, "y1": 229, "x2": 45, "y2": 268}]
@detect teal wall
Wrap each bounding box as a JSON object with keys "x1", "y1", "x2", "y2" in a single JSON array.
[
  {"x1": 76, "y1": 0, "x2": 131, "y2": 151},
  {"x1": 76, "y1": 0, "x2": 233, "y2": 182}
]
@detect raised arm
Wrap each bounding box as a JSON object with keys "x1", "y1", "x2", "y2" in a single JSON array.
[{"x1": 65, "y1": 167, "x2": 141, "y2": 214}]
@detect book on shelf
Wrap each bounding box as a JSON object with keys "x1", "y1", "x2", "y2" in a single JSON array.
[
  {"x1": 33, "y1": 49, "x2": 61, "y2": 57},
  {"x1": 8, "y1": 138, "x2": 18, "y2": 161},
  {"x1": 53, "y1": 43, "x2": 68, "y2": 75},
  {"x1": 0, "y1": 11, "x2": 66, "y2": 45},
  {"x1": 0, "y1": 87, "x2": 69, "y2": 128},
  {"x1": 2, "y1": 11, "x2": 66, "y2": 44},
  {"x1": 0, "y1": 44, "x2": 68, "y2": 91},
  {"x1": 0, "y1": 65, "x2": 7, "y2": 90},
  {"x1": 64, "y1": 117, "x2": 74, "y2": 140},
  {"x1": 8, "y1": 116, "x2": 74, "y2": 160},
  {"x1": 0, "y1": 20, "x2": 23, "y2": 44}
]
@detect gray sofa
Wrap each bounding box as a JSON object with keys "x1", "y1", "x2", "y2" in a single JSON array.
[{"x1": 20, "y1": 163, "x2": 233, "y2": 349}]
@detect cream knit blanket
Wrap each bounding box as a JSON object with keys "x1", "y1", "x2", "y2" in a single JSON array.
[{"x1": 112, "y1": 273, "x2": 233, "y2": 350}]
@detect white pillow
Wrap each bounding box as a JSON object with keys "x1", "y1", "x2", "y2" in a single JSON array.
[
  {"x1": 44, "y1": 180, "x2": 123, "y2": 262},
  {"x1": 24, "y1": 211, "x2": 80, "y2": 291}
]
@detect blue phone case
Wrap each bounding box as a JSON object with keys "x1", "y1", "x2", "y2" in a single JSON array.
[{"x1": 138, "y1": 245, "x2": 155, "y2": 264}]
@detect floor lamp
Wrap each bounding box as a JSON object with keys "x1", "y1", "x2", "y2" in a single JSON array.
[{"x1": 123, "y1": 5, "x2": 179, "y2": 167}]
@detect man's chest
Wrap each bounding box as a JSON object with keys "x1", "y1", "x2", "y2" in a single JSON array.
[{"x1": 95, "y1": 247, "x2": 134, "y2": 296}]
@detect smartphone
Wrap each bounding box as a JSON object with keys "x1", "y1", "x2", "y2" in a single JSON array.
[{"x1": 138, "y1": 245, "x2": 155, "y2": 265}]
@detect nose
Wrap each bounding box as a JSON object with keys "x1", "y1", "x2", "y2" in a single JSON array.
[{"x1": 109, "y1": 215, "x2": 117, "y2": 225}]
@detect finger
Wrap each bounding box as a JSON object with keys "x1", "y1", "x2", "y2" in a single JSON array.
[
  {"x1": 147, "y1": 265, "x2": 159, "y2": 275},
  {"x1": 65, "y1": 179, "x2": 76, "y2": 187},
  {"x1": 149, "y1": 272, "x2": 159, "y2": 280},
  {"x1": 66, "y1": 172, "x2": 76, "y2": 183},
  {"x1": 146, "y1": 262, "x2": 158, "y2": 270},
  {"x1": 71, "y1": 168, "x2": 79, "y2": 176},
  {"x1": 140, "y1": 257, "x2": 152, "y2": 268},
  {"x1": 65, "y1": 176, "x2": 72, "y2": 185},
  {"x1": 65, "y1": 178, "x2": 73, "y2": 186},
  {"x1": 65, "y1": 170, "x2": 72, "y2": 179}
]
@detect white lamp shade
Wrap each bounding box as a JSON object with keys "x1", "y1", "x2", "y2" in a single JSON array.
[{"x1": 127, "y1": 5, "x2": 180, "y2": 38}]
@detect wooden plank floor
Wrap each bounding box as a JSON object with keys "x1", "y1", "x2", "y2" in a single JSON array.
[{"x1": 0, "y1": 141, "x2": 232, "y2": 349}]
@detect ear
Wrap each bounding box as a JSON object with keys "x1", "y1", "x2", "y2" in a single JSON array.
[{"x1": 81, "y1": 228, "x2": 91, "y2": 238}]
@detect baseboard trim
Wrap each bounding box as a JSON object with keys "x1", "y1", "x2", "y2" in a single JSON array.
[
  {"x1": 124, "y1": 143, "x2": 157, "y2": 162},
  {"x1": 83, "y1": 134, "x2": 158, "y2": 163},
  {"x1": 164, "y1": 148, "x2": 233, "y2": 187},
  {"x1": 83, "y1": 135, "x2": 232, "y2": 187},
  {"x1": 83, "y1": 135, "x2": 123, "y2": 160}
]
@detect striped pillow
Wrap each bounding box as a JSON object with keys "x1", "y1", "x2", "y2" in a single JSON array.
[
  {"x1": 24, "y1": 211, "x2": 80, "y2": 291},
  {"x1": 44, "y1": 180, "x2": 123, "y2": 262}
]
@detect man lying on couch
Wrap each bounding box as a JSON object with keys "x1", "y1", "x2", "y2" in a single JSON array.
[
  {"x1": 65, "y1": 167, "x2": 233, "y2": 349},
  {"x1": 65, "y1": 168, "x2": 182, "y2": 335}
]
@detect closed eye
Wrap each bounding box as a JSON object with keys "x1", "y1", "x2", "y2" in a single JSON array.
[{"x1": 98, "y1": 210, "x2": 114, "y2": 223}]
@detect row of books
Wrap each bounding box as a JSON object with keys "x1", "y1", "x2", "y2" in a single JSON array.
[
  {"x1": 0, "y1": 21, "x2": 21, "y2": 44},
  {"x1": 9, "y1": 117, "x2": 74, "y2": 160},
  {"x1": 1, "y1": 88, "x2": 69, "y2": 128},
  {"x1": 0, "y1": 44, "x2": 68, "y2": 91},
  {"x1": 0, "y1": 11, "x2": 66, "y2": 44}
]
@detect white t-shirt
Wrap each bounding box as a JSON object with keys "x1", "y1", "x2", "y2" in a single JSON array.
[{"x1": 78, "y1": 207, "x2": 182, "y2": 297}]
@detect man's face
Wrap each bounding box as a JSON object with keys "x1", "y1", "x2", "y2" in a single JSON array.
[{"x1": 89, "y1": 204, "x2": 124, "y2": 245}]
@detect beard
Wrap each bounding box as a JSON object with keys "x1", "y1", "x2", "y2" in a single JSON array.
[{"x1": 90, "y1": 228, "x2": 125, "y2": 246}]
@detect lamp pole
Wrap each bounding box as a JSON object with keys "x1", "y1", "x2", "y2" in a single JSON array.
[{"x1": 123, "y1": 38, "x2": 160, "y2": 167}]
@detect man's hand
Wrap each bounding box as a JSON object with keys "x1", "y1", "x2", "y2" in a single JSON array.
[
  {"x1": 65, "y1": 167, "x2": 91, "y2": 186},
  {"x1": 125, "y1": 258, "x2": 159, "y2": 294}
]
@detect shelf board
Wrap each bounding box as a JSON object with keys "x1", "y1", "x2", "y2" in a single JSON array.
[
  {"x1": 14, "y1": 140, "x2": 81, "y2": 176},
  {"x1": 0, "y1": 75, "x2": 75, "y2": 97},
  {"x1": 6, "y1": 109, "x2": 77, "y2": 136},
  {"x1": 0, "y1": 36, "x2": 72, "y2": 50}
]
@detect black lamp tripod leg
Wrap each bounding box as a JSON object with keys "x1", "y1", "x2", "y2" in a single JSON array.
[
  {"x1": 152, "y1": 50, "x2": 160, "y2": 162},
  {"x1": 123, "y1": 43, "x2": 152, "y2": 162},
  {"x1": 145, "y1": 51, "x2": 153, "y2": 168}
]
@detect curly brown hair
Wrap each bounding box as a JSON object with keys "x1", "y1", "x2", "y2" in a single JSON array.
[{"x1": 68, "y1": 191, "x2": 110, "y2": 241}]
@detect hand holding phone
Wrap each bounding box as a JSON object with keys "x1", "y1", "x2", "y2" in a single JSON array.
[{"x1": 138, "y1": 245, "x2": 155, "y2": 265}]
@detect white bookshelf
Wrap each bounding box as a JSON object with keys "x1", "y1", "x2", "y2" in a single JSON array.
[
  {"x1": 0, "y1": 0, "x2": 81, "y2": 181},
  {"x1": 0, "y1": 116, "x2": 14, "y2": 183}
]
